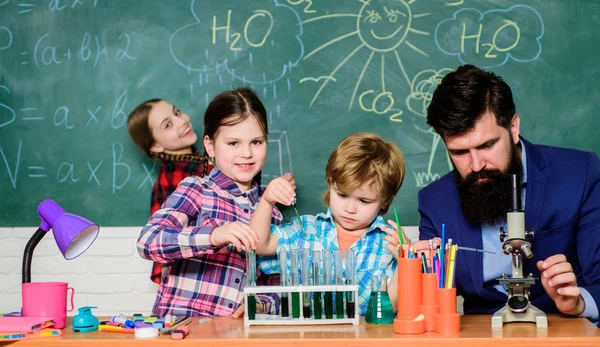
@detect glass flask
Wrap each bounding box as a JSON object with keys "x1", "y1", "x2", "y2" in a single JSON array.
[{"x1": 365, "y1": 275, "x2": 394, "y2": 324}]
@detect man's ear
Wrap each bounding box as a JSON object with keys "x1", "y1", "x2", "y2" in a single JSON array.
[
  {"x1": 511, "y1": 114, "x2": 521, "y2": 144},
  {"x1": 150, "y1": 142, "x2": 164, "y2": 153},
  {"x1": 204, "y1": 135, "x2": 215, "y2": 158}
]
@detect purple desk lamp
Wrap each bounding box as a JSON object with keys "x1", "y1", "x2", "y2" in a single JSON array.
[{"x1": 22, "y1": 199, "x2": 99, "y2": 283}]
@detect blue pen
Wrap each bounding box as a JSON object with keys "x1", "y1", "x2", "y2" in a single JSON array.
[{"x1": 440, "y1": 223, "x2": 445, "y2": 289}]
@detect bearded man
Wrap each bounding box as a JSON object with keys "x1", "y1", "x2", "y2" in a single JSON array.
[{"x1": 415, "y1": 65, "x2": 600, "y2": 322}]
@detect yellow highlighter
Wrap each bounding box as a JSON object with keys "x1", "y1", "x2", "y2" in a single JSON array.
[{"x1": 445, "y1": 245, "x2": 457, "y2": 289}]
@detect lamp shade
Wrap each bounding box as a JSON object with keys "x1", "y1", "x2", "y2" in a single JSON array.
[{"x1": 38, "y1": 200, "x2": 99, "y2": 260}]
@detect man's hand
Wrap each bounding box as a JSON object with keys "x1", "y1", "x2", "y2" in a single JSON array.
[
  {"x1": 537, "y1": 254, "x2": 585, "y2": 316},
  {"x1": 262, "y1": 173, "x2": 296, "y2": 206}
]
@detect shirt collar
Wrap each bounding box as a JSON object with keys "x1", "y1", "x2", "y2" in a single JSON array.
[
  {"x1": 207, "y1": 167, "x2": 261, "y2": 198},
  {"x1": 518, "y1": 139, "x2": 528, "y2": 185},
  {"x1": 317, "y1": 208, "x2": 386, "y2": 234}
]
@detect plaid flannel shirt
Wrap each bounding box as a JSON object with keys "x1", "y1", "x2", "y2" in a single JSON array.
[
  {"x1": 150, "y1": 156, "x2": 213, "y2": 284},
  {"x1": 258, "y1": 209, "x2": 397, "y2": 316},
  {"x1": 150, "y1": 153, "x2": 211, "y2": 215},
  {"x1": 138, "y1": 168, "x2": 282, "y2": 317}
]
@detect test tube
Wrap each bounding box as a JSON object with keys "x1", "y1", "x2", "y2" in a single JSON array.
[
  {"x1": 312, "y1": 250, "x2": 322, "y2": 319},
  {"x1": 334, "y1": 249, "x2": 345, "y2": 319},
  {"x1": 323, "y1": 249, "x2": 334, "y2": 319},
  {"x1": 246, "y1": 249, "x2": 257, "y2": 320},
  {"x1": 345, "y1": 249, "x2": 356, "y2": 318},
  {"x1": 279, "y1": 247, "x2": 289, "y2": 318},
  {"x1": 301, "y1": 249, "x2": 312, "y2": 318},
  {"x1": 290, "y1": 249, "x2": 300, "y2": 318}
]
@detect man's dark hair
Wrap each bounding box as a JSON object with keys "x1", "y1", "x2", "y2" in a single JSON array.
[{"x1": 426, "y1": 64, "x2": 516, "y2": 138}]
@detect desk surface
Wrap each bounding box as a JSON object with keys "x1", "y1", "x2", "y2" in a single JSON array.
[{"x1": 6, "y1": 315, "x2": 600, "y2": 346}]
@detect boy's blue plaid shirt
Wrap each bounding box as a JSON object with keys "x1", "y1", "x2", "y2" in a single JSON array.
[{"x1": 258, "y1": 208, "x2": 397, "y2": 316}]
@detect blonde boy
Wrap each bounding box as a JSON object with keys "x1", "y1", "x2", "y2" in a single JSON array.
[{"x1": 252, "y1": 132, "x2": 408, "y2": 315}]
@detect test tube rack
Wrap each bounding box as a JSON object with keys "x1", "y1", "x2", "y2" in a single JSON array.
[{"x1": 244, "y1": 284, "x2": 359, "y2": 327}]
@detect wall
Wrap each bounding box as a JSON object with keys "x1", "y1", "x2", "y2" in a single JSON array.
[
  {"x1": 0, "y1": 226, "x2": 421, "y2": 316},
  {"x1": 0, "y1": 226, "x2": 157, "y2": 316}
]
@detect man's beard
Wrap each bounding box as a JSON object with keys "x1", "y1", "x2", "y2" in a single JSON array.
[{"x1": 456, "y1": 144, "x2": 523, "y2": 226}]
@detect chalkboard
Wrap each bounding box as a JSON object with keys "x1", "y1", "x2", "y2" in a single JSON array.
[{"x1": 1, "y1": 0, "x2": 599, "y2": 227}]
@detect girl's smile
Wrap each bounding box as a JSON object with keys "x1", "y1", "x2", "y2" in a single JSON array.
[{"x1": 204, "y1": 115, "x2": 267, "y2": 191}]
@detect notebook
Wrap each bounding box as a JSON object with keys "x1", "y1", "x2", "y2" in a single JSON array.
[{"x1": 0, "y1": 317, "x2": 55, "y2": 332}]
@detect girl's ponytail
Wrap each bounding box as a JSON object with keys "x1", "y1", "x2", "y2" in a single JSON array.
[{"x1": 202, "y1": 150, "x2": 210, "y2": 177}]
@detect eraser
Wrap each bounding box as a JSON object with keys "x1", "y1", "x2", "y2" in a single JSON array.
[
  {"x1": 171, "y1": 326, "x2": 190, "y2": 340},
  {"x1": 134, "y1": 327, "x2": 159, "y2": 338}
]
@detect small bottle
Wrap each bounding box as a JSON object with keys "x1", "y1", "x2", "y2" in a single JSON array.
[
  {"x1": 323, "y1": 250, "x2": 334, "y2": 319},
  {"x1": 312, "y1": 250, "x2": 322, "y2": 319},
  {"x1": 290, "y1": 249, "x2": 300, "y2": 318},
  {"x1": 334, "y1": 249, "x2": 345, "y2": 319},
  {"x1": 301, "y1": 249, "x2": 312, "y2": 318},
  {"x1": 344, "y1": 249, "x2": 356, "y2": 318},
  {"x1": 246, "y1": 250, "x2": 257, "y2": 320},
  {"x1": 279, "y1": 247, "x2": 289, "y2": 318},
  {"x1": 365, "y1": 275, "x2": 394, "y2": 324}
]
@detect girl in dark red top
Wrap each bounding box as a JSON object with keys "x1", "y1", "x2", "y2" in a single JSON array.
[{"x1": 127, "y1": 99, "x2": 212, "y2": 284}]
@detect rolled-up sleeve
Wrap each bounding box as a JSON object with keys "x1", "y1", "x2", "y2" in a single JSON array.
[{"x1": 137, "y1": 177, "x2": 218, "y2": 263}]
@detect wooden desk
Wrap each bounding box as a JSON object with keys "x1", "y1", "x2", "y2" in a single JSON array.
[{"x1": 6, "y1": 315, "x2": 600, "y2": 346}]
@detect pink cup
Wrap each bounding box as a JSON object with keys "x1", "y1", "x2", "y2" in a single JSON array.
[{"x1": 22, "y1": 282, "x2": 75, "y2": 329}]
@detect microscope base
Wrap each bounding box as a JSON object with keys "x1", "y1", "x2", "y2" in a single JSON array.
[{"x1": 491, "y1": 304, "x2": 548, "y2": 328}]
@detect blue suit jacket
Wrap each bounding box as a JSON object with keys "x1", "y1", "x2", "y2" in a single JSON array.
[{"x1": 418, "y1": 137, "x2": 600, "y2": 314}]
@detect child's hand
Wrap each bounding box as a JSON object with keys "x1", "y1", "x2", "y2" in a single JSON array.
[
  {"x1": 381, "y1": 219, "x2": 411, "y2": 260},
  {"x1": 262, "y1": 173, "x2": 296, "y2": 206},
  {"x1": 231, "y1": 300, "x2": 264, "y2": 319},
  {"x1": 211, "y1": 222, "x2": 260, "y2": 251},
  {"x1": 412, "y1": 238, "x2": 442, "y2": 255},
  {"x1": 412, "y1": 237, "x2": 442, "y2": 269}
]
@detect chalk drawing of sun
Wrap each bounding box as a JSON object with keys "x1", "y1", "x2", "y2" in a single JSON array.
[{"x1": 301, "y1": 0, "x2": 431, "y2": 113}]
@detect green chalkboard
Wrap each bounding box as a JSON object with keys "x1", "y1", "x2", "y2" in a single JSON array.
[{"x1": 1, "y1": 0, "x2": 599, "y2": 226}]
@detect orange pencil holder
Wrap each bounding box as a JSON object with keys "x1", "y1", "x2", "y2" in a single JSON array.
[
  {"x1": 393, "y1": 258, "x2": 425, "y2": 334},
  {"x1": 435, "y1": 288, "x2": 460, "y2": 334},
  {"x1": 419, "y1": 273, "x2": 439, "y2": 332}
]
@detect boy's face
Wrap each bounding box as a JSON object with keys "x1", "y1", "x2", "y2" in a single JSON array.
[
  {"x1": 148, "y1": 101, "x2": 198, "y2": 155},
  {"x1": 329, "y1": 181, "x2": 383, "y2": 234}
]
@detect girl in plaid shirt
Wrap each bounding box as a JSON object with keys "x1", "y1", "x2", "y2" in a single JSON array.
[
  {"x1": 128, "y1": 99, "x2": 213, "y2": 285},
  {"x1": 136, "y1": 88, "x2": 291, "y2": 317}
]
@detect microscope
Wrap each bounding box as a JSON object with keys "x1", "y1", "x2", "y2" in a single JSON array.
[{"x1": 491, "y1": 174, "x2": 548, "y2": 328}]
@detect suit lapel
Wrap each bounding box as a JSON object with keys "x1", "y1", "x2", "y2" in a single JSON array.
[
  {"x1": 521, "y1": 138, "x2": 548, "y2": 232},
  {"x1": 453, "y1": 138, "x2": 546, "y2": 298}
]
